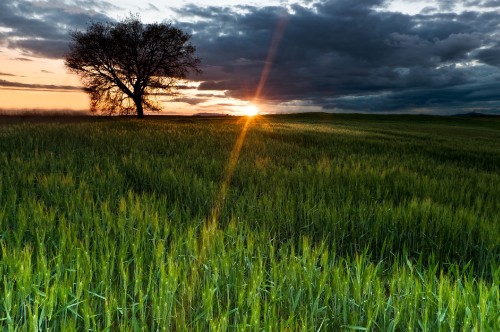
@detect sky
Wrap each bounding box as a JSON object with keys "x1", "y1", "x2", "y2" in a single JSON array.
[{"x1": 1, "y1": 0, "x2": 500, "y2": 115}]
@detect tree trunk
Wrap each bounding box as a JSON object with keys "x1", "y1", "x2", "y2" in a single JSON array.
[{"x1": 135, "y1": 97, "x2": 144, "y2": 119}]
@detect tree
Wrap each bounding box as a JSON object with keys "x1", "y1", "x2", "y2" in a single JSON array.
[{"x1": 65, "y1": 15, "x2": 201, "y2": 118}]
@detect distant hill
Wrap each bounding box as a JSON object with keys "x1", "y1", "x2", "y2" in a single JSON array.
[
  {"x1": 192, "y1": 112, "x2": 231, "y2": 117},
  {"x1": 454, "y1": 111, "x2": 498, "y2": 117}
]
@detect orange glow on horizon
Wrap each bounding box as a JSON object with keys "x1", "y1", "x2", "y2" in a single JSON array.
[
  {"x1": 0, "y1": 89, "x2": 89, "y2": 111},
  {"x1": 241, "y1": 104, "x2": 260, "y2": 116}
]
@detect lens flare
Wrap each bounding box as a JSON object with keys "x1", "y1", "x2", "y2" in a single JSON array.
[
  {"x1": 242, "y1": 104, "x2": 260, "y2": 116},
  {"x1": 176, "y1": 8, "x2": 289, "y2": 312}
]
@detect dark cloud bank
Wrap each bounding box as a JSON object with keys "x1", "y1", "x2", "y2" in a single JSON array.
[
  {"x1": 178, "y1": 0, "x2": 500, "y2": 114},
  {"x1": 2, "y1": 0, "x2": 500, "y2": 114}
]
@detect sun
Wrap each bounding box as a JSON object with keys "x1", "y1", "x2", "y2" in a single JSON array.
[{"x1": 242, "y1": 104, "x2": 260, "y2": 117}]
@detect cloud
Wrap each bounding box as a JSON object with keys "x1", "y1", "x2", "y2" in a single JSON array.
[
  {"x1": 0, "y1": 78, "x2": 82, "y2": 91},
  {"x1": 10, "y1": 57, "x2": 33, "y2": 61},
  {"x1": 147, "y1": 3, "x2": 160, "y2": 12},
  {"x1": 481, "y1": 0, "x2": 500, "y2": 7},
  {"x1": 172, "y1": 97, "x2": 209, "y2": 105},
  {"x1": 0, "y1": 72, "x2": 18, "y2": 77},
  {"x1": 477, "y1": 44, "x2": 500, "y2": 66},
  {"x1": 455, "y1": 0, "x2": 500, "y2": 7},
  {"x1": 173, "y1": 0, "x2": 500, "y2": 113},
  {"x1": 0, "y1": 0, "x2": 112, "y2": 58}
]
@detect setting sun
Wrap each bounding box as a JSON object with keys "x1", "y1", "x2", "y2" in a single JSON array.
[{"x1": 242, "y1": 104, "x2": 260, "y2": 116}]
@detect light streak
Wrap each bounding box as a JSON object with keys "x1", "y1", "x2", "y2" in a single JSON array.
[
  {"x1": 254, "y1": 10, "x2": 289, "y2": 102},
  {"x1": 201, "y1": 6, "x2": 289, "y2": 250},
  {"x1": 181, "y1": 10, "x2": 291, "y2": 318},
  {"x1": 208, "y1": 116, "x2": 253, "y2": 227}
]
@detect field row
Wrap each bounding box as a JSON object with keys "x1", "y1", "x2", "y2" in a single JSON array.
[{"x1": 0, "y1": 114, "x2": 498, "y2": 330}]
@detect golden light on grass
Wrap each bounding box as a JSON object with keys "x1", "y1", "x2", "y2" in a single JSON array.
[
  {"x1": 204, "y1": 117, "x2": 253, "y2": 236},
  {"x1": 200, "y1": 8, "x2": 288, "y2": 259}
]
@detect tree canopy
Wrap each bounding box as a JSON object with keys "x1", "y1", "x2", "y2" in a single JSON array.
[{"x1": 65, "y1": 16, "x2": 201, "y2": 118}]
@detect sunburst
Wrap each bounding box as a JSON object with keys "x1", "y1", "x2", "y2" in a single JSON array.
[{"x1": 242, "y1": 104, "x2": 260, "y2": 116}]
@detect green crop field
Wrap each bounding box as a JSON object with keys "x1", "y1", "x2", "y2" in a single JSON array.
[{"x1": 0, "y1": 113, "x2": 499, "y2": 330}]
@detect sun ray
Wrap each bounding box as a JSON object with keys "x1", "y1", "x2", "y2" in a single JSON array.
[
  {"x1": 200, "y1": 6, "x2": 289, "y2": 256},
  {"x1": 209, "y1": 117, "x2": 253, "y2": 224},
  {"x1": 185, "y1": 11, "x2": 291, "y2": 314},
  {"x1": 207, "y1": 10, "x2": 288, "y2": 229},
  {"x1": 254, "y1": 10, "x2": 289, "y2": 102}
]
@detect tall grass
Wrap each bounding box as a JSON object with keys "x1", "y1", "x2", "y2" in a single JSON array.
[{"x1": 0, "y1": 114, "x2": 498, "y2": 330}]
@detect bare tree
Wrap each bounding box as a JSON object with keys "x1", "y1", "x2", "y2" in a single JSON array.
[{"x1": 65, "y1": 15, "x2": 201, "y2": 118}]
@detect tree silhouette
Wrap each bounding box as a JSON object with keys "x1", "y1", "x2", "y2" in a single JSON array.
[{"x1": 65, "y1": 15, "x2": 201, "y2": 118}]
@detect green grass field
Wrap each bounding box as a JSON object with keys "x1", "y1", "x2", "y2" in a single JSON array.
[{"x1": 0, "y1": 113, "x2": 499, "y2": 330}]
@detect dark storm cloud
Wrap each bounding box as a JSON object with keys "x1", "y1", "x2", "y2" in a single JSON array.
[
  {"x1": 0, "y1": 0, "x2": 112, "y2": 58},
  {"x1": 324, "y1": 72, "x2": 500, "y2": 113},
  {"x1": 482, "y1": 0, "x2": 500, "y2": 6},
  {"x1": 409, "y1": 0, "x2": 500, "y2": 11},
  {"x1": 175, "y1": 0, "x2": 500, "y2": 113},
  {"x1": 477, "y1": 44, "x2": 500, "y2": 66}
]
